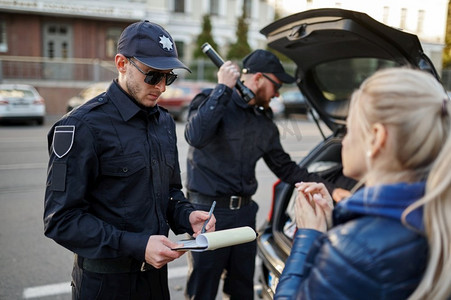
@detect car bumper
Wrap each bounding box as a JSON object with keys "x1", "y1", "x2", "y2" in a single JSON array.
[
  {"x1": 0, "y1": 106, "x2": 45, "y2": 117},
  {"x1": 257, "y1": 230, "x2": 287, "y2": 299}
]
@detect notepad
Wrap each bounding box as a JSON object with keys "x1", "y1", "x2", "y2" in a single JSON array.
[{"x1": 172, "y1": 226, "x2": 257, "y2": 251}]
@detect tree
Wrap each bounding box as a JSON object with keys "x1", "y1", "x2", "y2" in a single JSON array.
[
  {"x1": 193, "y1": 14, "x2": 219, "y2": 59},
  {"x1": 443, "y1": 1, "x2": 451, "y2": 68},
  {"x1": 267, "y1": 7, "x2": 290, "y2": 62},
  {"x1": 227, "y1": 2, "x2": 252, "y2": 60}
]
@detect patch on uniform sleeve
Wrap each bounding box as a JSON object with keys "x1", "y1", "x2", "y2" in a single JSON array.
[
  {"x1": 50, "y1": 162, "x2": 67, "y2": 192},
  {"x1": 52, "y1": 125, "x2": 75, "y2": 158}
]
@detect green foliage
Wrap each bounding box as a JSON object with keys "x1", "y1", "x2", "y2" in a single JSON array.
[
  {"x1": 265, "y1": 7, "x2": 290, "y2": 62},
  {"x1": 227, "y1": 3, "x2": 252, "y2": 60},
  {"x1": 193, "y1": 14, "x2": 219, "y2": 59},
  {"x1": 271, "y1": 49, "x2": 291, "y2": 62},
  {"x1": 443, "y1": 1, "x2": 451, "y2": 68}
]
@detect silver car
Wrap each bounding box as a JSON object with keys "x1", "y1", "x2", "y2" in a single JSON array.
[{"x1": 0, "y1": 84, "x2": 46, "y2": 125}]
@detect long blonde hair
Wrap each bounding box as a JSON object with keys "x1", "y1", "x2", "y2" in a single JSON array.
[{"x1": 351, "y1": 68, "x2": 451, "y2": 299}]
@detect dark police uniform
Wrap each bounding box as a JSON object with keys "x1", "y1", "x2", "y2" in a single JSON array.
[
  {"x1": 184, "y1": 85, "x2": 333, "y2": 299},
  {"x1": 44, "y1": 80, "x2": 195, "y2": 300}
]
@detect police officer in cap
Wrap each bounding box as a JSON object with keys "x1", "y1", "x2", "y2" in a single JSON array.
[
  {"x1": 184, "y1": 50, "x2": 342, "y2": 299},
  {"x1": 44, "y1": 20, "x2": 216, "y2": 300}
]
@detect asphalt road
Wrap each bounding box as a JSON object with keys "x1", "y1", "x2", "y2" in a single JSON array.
[{"x1": 0, "y1": 114, "x2": 327, "y2": 300}]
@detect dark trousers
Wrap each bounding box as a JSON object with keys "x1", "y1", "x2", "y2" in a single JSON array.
[
  {"x1": 71, "y1": 259, "x2": 169, "y2": 300},
  {"x1": 185, "y1": 200, "x2": 258, "y2": 300}
]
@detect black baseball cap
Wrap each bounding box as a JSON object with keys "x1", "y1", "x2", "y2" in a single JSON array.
[
  {"x1": 117, "y1": 20, "x2": 191, "y2": 72},
  {"x1": 242, "y1": 49, "x2": 295, "y2": 83}
]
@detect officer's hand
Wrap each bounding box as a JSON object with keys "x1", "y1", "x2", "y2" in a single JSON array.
[
  {"x1": 218, "y1": 61, "x2": 240, "y2": 89},
  {"x1": 144, "y1": 235, "x2": 185, "y2": 269},
  {"x1": 189, "y1": 210, "x2": 216, "y2": 237}
]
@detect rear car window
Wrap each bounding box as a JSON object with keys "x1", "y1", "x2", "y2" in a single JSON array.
[
  {"x1": 313, "y1": 58, "x2": 399, "y2": 102},
  {"x1": 0, "y1": 88, "x2": 35, "y2": 98}
]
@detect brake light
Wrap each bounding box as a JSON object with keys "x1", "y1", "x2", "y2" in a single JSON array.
[
  {"x1": 33, "y1": 97, "x2": 45, "y2": 105},
  {"x1": 0, "y1": 100, "x2": 9, "y2": 105},
  {"x1": 267, "y1": 179, "x2": 281, "y2": 222}
]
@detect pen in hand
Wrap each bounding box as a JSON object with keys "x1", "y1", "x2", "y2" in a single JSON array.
[{"x1": 201, "y1": 201, "x2": 216, "y2": 234}]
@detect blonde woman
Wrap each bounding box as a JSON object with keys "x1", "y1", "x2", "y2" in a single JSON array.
[{"x1": 275, "y1": 68, "x2": 451, "y2": 300}]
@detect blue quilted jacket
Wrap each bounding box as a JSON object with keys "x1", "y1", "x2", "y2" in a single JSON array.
[{"x1": 275, "y1": 182, "x2": 428, "y2": 300}]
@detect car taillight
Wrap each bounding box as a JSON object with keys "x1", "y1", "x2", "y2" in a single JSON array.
[
  {"x1": 267, "y1": 179, "x2": 281, "y2": 223},
  {"x1": 33, "y1": 97, "x2": 45, "y2": 104}
]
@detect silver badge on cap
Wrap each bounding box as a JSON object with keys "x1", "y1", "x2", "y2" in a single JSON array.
[
  {"x1": 159, "y1": 35, "x2": 173, "y2": 51},
  {"x1": 52, "y1": 125, "x2": 75, "y2": 158}
]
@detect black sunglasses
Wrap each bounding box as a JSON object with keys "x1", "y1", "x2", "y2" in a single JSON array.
[
  {"x1": 262, "y1": 73, "x2": 282, "y2": 91},
  {"x1": 127, "y1": 57, "x2": 178, "y2": 86}
]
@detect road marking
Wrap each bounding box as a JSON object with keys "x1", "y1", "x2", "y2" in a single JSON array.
[
  {"x1": 22, "y1": 266, "x2": 190, "y2": 298},
  {"x1": 0, "y1": 137, "x2": 45, "y2": 143},
  {"x1": 0, "y1": 163, "x2": 47, "y2": 170},
  {"x1": 23, "y1": 282, "x2": 71, "y2": 299}
]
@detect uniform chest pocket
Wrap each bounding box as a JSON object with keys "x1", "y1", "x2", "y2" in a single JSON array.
[
  {"x1": 100, "y1": 154, "x2": 146, "y2": 177},
  {"x1": 164, "y1": 151, "x2": 175, "y2": 170}
]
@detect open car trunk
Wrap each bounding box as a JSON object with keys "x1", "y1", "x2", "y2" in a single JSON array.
[{"x1": 260, "y1": 8, "x2": 439, "y2": 132}]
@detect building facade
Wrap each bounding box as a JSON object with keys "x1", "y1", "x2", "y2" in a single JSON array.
[
  {"x1": 0, "y1": 0, "x2": 277, "y2": 113},
  {"x1": 0, "y1": 0, "x2": 448, "y2": 113},
  {"x1": 0, "y1": 0, "x2": 276, "y2": 73}
]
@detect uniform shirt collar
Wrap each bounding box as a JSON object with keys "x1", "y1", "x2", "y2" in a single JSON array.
[
  {"x1": 231, "y1": 88, "x2": 273, "y2": 119},
  {"x1": 107, "y1": 80, "x2": 160, "y2": 122},
  {"x1": 232, "y1": 88, "x2": 251, "y2": 109}
]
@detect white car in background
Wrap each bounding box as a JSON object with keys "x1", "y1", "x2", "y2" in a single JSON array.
[
  {"x1": 66, "y1": 81, "x2": 110, "y2": 112},
  {"x1": 0, "y1": 84, "x2": 46, "y2": 125}
]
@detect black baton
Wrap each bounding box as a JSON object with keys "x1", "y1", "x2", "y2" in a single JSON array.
[{"x1": 201, "y1": 43, "x2": 255, "y2": 102}]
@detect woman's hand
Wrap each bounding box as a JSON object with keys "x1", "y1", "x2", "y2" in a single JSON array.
[
  {"x1": 332, "y1": 187, "x2": 351, "y2": 203},
  {"x1": 294, "y1": 182, "x2": 334, "y2": 231}
]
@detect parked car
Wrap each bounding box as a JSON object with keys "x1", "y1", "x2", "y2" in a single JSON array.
[
  {"x1": 269, "y1": 96, "x2": 285, "y2": 119},
  {"x1": 0, "y1": 83, "x2": 46, "y2": 125},
  {"x1": 280, "y1": 89, "x2": 310, "y2": 118},
  {"x1": 158, "y1": 80, "x2": 214, "y2": 122},
  {"x1": 256, "y1": 8, "x2": 440, "y2": 299},
  {"x1": 66, "y1": 81, "x2": 109, "y2": 112}
]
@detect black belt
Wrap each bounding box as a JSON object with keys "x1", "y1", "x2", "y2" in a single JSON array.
[
  {"x1": 75, "y1": 254, "x2": 153, "y2": 273},
  {"x1": 188, "y1": 191, "x2": 251, "y2": 210}
]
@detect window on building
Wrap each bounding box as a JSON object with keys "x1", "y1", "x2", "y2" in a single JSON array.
[
  {"x1": 175, "y1": 41, "x2": 185, "y2": 60},
  {"x1": 417, "y1": 10, "x2": 425, "y2": 33},
  {"x1": 210, "y1": 0, "x2": 219, "y2": 15},
  {"x1": 48, "y1": 41, "x2": 54, "y2": 58},
  {"x1": 106, "y1": 28, "x2": 122, "y2": 58},
  {"x1": 0, "y1": 20, "x2": 7, "y2": 52},
  {"x1": 48, "y1": 25, "x2": 56, "y2": 34},
  {"x1": 62, "y1": 42, "x2": 68, "y2": 59},
  {"x1": 244, "y1": 0, "x2": 252, "y2": 18},
  {"x1": 400, "y1": 8, "x2": 407, "y2": 29},
  {"x1": 174, "y1": 0, "x2": 185, "y2": 13},
  {"x1": 383, "y1": 6, "x2": 389, "y2": 24}
]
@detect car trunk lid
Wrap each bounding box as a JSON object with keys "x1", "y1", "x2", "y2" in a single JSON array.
[{"x1": 260, "y1": 8, "x2": 438, "y2": 132}]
